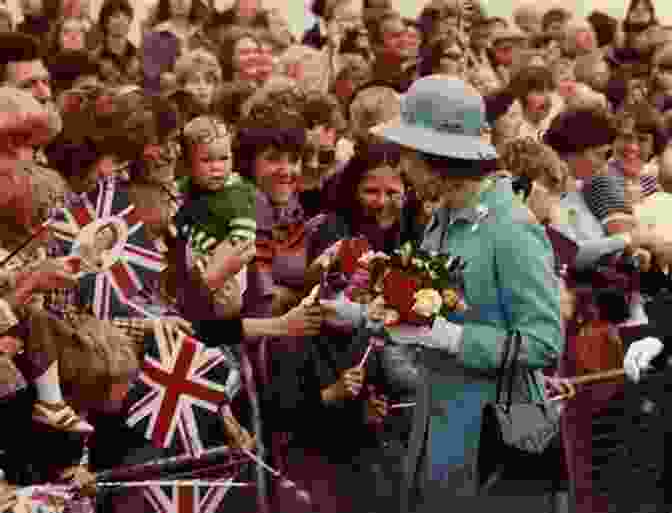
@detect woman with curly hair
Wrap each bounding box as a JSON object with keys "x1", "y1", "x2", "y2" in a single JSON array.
[
  {"x1": 233, "y1": 97, "x2": 327, "y2": 512},
  {"x1": 90, "y1": 0, "x2": 141, "y2": 87}
]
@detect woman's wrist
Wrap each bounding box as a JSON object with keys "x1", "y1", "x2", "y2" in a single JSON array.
[
  {"x1": 321, "y1": 385, "x2": 341, "y2": 404},
  {"x1": 241, "y1": 315, "x2": 288, "y2": 338}
]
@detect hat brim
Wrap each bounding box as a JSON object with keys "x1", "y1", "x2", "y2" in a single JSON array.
[{"x1": 371, "y1": 118, "x2": 498, "y2": 160}]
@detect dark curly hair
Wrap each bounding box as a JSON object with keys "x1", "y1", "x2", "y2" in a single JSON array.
[
  {"x1": 234, "y1": 104, "x2": 307, "y2": 181},
  {"x1": 544, "y1": 107, "x2": 618, "y2": 155},
  {"x1": 326, "y1": 141, "x2": 403, "y2": 217}
]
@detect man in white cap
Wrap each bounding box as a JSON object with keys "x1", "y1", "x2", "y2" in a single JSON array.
[{"x1": 371, "y1": 75, "x2": 563, "y2": 509}]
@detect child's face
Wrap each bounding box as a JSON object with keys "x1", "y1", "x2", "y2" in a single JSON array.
[{"x1": 190, "y1": 136, "x2": 233, "y2": 191}]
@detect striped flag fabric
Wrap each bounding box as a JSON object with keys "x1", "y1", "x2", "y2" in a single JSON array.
[
  {"x1": 50, "y1": 178, "x2": 166, "y2": 320},
  {"x1": 125, "y1": 324, "x2": 242, "y2": 458}
]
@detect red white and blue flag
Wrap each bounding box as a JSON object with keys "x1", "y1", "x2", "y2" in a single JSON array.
[
  {"x1": 143, "y1": 481, "x2": 239, "y2": 513},
  {"x1": 125, "y1": 328, "x2": 242, "y2": 457},
  {"x1": 50, "y1": 178, "x2": 166, "y2": 320}
]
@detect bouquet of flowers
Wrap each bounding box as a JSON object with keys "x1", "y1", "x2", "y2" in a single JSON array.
[{"x1": 353, "y1": 241, "x2": 467, "y2": 325}]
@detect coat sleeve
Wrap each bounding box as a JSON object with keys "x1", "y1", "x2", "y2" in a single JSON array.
[{"x1": 458, "y1": 219, "x2": 563, "y2": 372}]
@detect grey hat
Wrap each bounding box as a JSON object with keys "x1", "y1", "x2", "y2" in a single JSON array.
[{"x1": 371, "y1": 75, "x2": 497, "y2": 160}]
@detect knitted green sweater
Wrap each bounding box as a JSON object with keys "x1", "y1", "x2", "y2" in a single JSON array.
[{"x1": 177, "y1": 173, "x2": 257, "y2": 257}]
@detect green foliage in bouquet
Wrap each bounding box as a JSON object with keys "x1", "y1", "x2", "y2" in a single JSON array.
[{"x1": 390, "y1": 241, "x2": 467, "y2": 317}]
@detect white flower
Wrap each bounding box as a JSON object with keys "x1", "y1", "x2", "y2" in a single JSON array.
[{"x1": 412, "y1": 289, "x2": 443, "y2": 317}]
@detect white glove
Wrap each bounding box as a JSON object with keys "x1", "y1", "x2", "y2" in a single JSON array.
[
  {"x1": 429, "y1": 316, "x2": 464, "y2": 354},
  {"x1": 624, "y1": 337, "x2": 664, "y2": 383},
  {"x1": 320, "y1": 296, "x2": 367, "y2": 326}
]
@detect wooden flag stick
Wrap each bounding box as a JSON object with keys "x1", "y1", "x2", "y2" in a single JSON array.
[
  {"x1": 0, "y1": 219, "x2": 52, "y2": 268},
  {"x1": 548, "y1": 368, "x2": 626, "y2": 402}
]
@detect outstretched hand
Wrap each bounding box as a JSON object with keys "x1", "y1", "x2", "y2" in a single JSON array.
[{"x1": 364, "y1": 385, "x2": 388, "y2": 425}]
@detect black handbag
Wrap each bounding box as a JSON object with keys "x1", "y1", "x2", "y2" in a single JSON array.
[{"x1": 477, "y1": 329, "x2": 562, "y2": 493}]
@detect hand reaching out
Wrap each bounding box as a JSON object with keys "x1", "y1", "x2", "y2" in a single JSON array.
[
  {"x1": 322, "y1": 366, "x2": 366, "y2": 403},
  {"x1": 281, "y1": 303, "x2": 323, "y2": 337},
  {"x1": 220, "y1": 405, "x2": 256, "y2": 451},
  {"x1": 156, "y1": 316, "x2": 195, "y2": 337},
  {"x1": 307, "y1": 240, "x2": 342, "y2": 276},
  {"x1": 364, "y1": 385, "x2": 388, "y2": 425},
  {"x1": 204, "y1": 240, "x2": 255, "y2": 290}
]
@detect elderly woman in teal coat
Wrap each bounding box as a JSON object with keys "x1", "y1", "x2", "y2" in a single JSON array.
[{"x1": 327, "y1": 76, "x2": 563, "y2": 511}]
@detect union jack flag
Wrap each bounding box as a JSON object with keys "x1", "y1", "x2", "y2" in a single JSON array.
[
  {"x1": 143, "y1": 481, "x2": 239, "y2": 513},
  {"x1": 50, "y1": 178, "x2": 166, "y2": 320},
  {"x1": 125, "y1": 328, "x2": 242, "y2": 457}
]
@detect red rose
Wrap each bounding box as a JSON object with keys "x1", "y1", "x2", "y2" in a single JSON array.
[{"x1": 383, "y1": 269, "x2": 424, "y2": 324}]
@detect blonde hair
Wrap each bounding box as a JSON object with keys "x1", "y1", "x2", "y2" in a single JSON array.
[
  {"x1": 174, "y1": 49, "x2": 223, "y2": 87},
  {"x1": 349, "y1": 86, "x2": 401, "y2": 136},
  {"x1": 182, "y1": 115, "x2": 230, "y2": 147}
]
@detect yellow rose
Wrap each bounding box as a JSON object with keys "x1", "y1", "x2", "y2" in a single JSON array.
[
  {"x1": 412, "y1": 289, "x2": 443, "y2": 317},
  {"x1": 442, "y1": 289, "x2": 460, "y2": 310}
]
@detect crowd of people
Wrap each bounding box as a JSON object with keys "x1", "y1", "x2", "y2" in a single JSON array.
[{"x1": 1, "y1": 0, "x2": 672, "y2": 511}]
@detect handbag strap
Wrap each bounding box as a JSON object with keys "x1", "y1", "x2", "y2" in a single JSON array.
[
  {"x1": 504, "y1": 330, "x2": 523, "y2": 410},
  {"x1": 494, "y1": 326, "x2": 513, "y2": 403},
  {"x1": 492, "y1": 229, "x2": 525, "y2": 409}
]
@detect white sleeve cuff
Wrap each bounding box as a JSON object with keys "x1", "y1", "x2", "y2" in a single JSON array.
[{"x1": 430, "y1": 317, "x2": 464, "y2": 354}]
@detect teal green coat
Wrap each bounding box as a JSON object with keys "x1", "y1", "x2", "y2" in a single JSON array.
[
  {"x1": 422, "y1": 176, "x2": 563, "y2": 399},
  {"x1": 403, "y1": 176, "x2": 563, "y2": 508}
]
